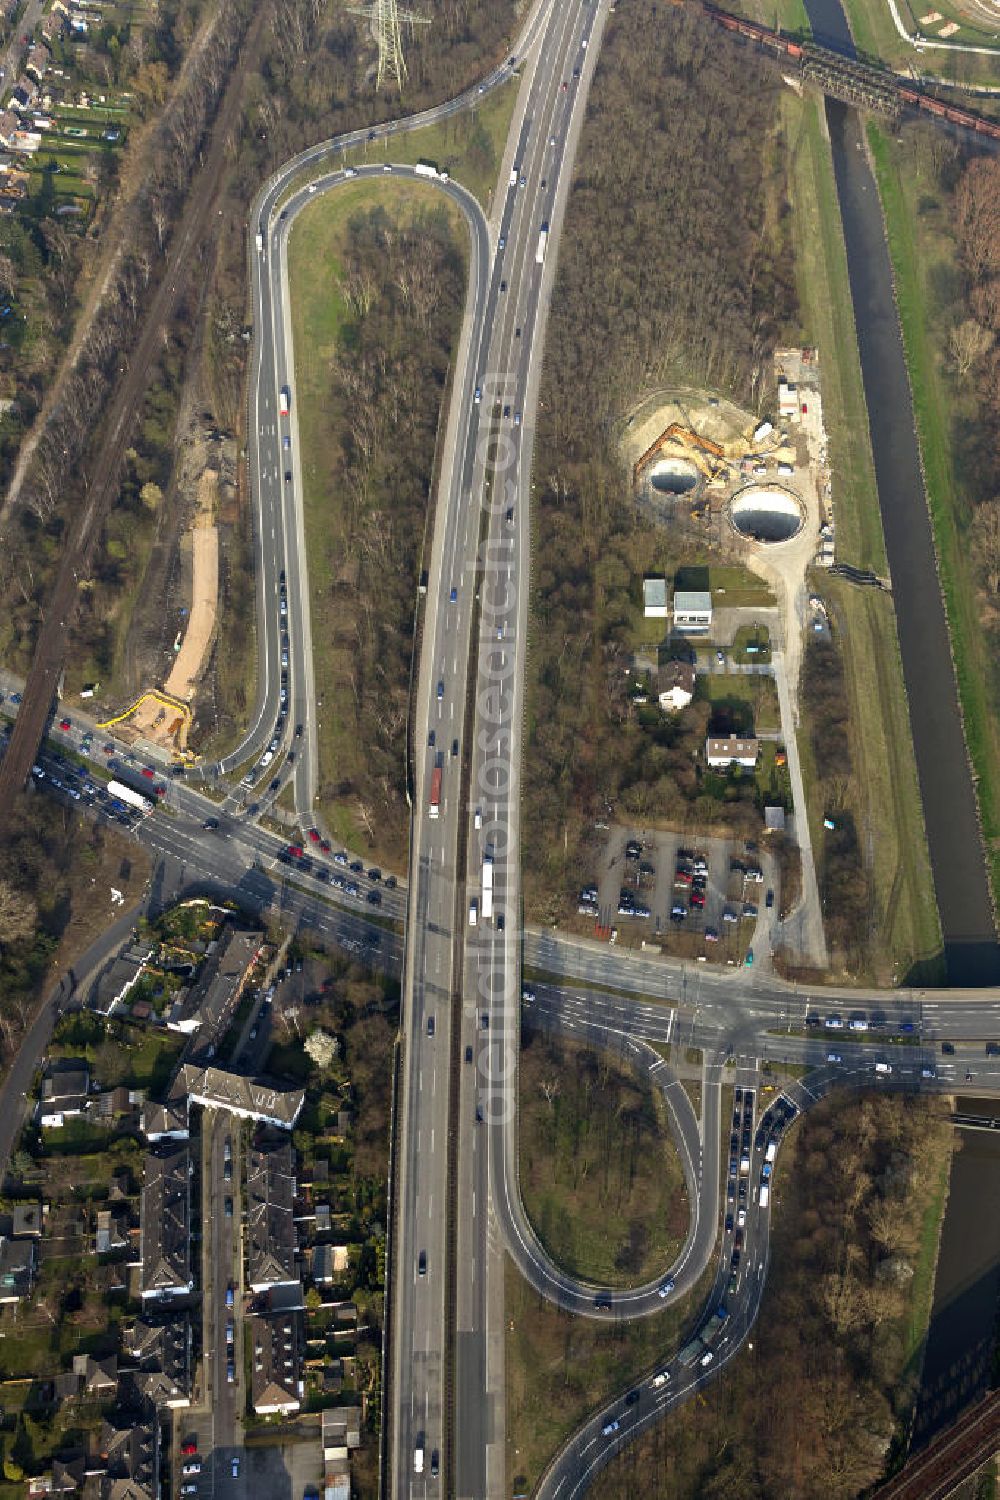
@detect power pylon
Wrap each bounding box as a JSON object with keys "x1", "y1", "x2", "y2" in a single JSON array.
[{"x1": 346, "y1": 0, "x2": 430, "y2": 93}]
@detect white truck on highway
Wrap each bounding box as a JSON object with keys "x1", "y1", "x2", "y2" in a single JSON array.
[
  {"x1": 536, "y1": 221, "x2": 549, "y2": 265},
  {"x1": 107, "y1": 780, "x2": 154, "y2": 815},
  {"x1": 765, "y1": 1139, "x2": 778, "y2": 1164},
  {"x1": 279, "y1": 386, "x2": 290, "y2": 417},
  {"x1": 414, "y1": 1443, "x2": 424, "y2": 1474},
  {"x1": 482, "y1": 850, "x2": 494, "y2": 921},
  {"x1": 758, "y1": 1182, "x2": 770, "y2": 1208}
]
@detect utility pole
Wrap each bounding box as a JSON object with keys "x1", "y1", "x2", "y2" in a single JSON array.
[{"x1": 346, "y1": 0, "x2": 431, "y2": 93}]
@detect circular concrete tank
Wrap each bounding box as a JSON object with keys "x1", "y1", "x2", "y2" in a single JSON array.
[
  {"x1": 730, "y1": 486, "x2": 804, "y2": 544},
  {"x1": 649, "y1": 457, "x2": 700, "y2": 495}
]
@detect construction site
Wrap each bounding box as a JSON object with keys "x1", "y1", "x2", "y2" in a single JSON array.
[{"x1": 626, "y1": 350, "x2": 832, "y2": 563}]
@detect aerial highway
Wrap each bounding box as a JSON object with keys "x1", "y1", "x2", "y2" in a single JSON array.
[{"x1": 4, "y1": 0, "x2": 1000, "y2": 1486}]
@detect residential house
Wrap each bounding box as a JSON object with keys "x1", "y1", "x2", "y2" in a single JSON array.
[
  {"x1": 122, "y1": 1316, "x2": 192, "y2": 1409},
  {"x1": 141, "y1": 1098, "x2": 188, "y2": 1143},
  {"x1": 71, "y1": 1353, "x2": 118, "y2": 1400},
  {"x1": 39, "y1": 1063, "x2": 90, "y2": 1127},
  {"x1": 672, "y1": 589, "x2": 713, "y2": 633},
  {"x1": 99, "y1": 1412, "x2": 159, "y2": 1499},
  {"x1": 657, "y1": 659, "x2": 696, "y2": 712},
  {"x1": 250, "y1": 1313, "x2": 303, "y2": 1417},
  {"x1": 25, "y1": 44, "x2": 50, "y2": 83},
  {"x1": 705, "y1": 735, "x2": 759, "y2": 770},
  {"x1": 0, "y1": 1236, "x2": 34, "y2": 1301},
  {"x1": 172, "y1": 1064, "x2": 304, "y2": 1130},
  {"x1": 642, "y1": 576, "x2": 668, "y2": 618},
  {"x1": 12, "y1": 1202, "x2": 43, "y2": 1237},
  {"x1": 93, "y1": 944, "x2": 151, "y2": 1015},
  {"x1": 139, "y1": 1147, "x2": 192, "y2": 1303},
  {"x1": 247, "y1": 1141, "x2": 297, "y2": 1293},
  {"x1": 11, "y1": 76, "x2": 38, "y2": 113},
  {"x1": 95, "y1": 1207, "x2": 129, "y2": 1256},
  {"x1": 166, "y1": 924, "x2": 260, "y2": 1037}
]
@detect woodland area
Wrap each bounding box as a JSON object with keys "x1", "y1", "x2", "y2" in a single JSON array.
[
  {"x1": 603, "y1": 1091, "x2": 954, "y2": 1499},
  {"x1": 0, "y1": 793, "x2": 147, "y2": 1067},
  {"x1": 0, "y1": 0, "x2": 519, "y2": 727},
  {"x1": 523, "y1": 2, "x2": 797, "y2": 919},
  {"x1": 518, "y1": 1030, "x2": 689, "y2": 1286},
  {"x1": 303, "y1": 201, "x2": 466, "y2": 865},
  {"x1": 801, "y1": 632, "x2": 869, "y2": 969},
  {"x1": 953, "y1": 157, "x2": 1000, "y2": 727}
]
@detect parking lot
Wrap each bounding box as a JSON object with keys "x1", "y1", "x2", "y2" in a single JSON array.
[{"x1": 580, "y1": 826, "x2": 777, "y2": 962}]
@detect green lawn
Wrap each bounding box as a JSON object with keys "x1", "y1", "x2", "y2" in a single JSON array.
[
  {"x1": 697, "y1": 671, "x2": 780, "y2": 734},
  {"x1": 783, "y1": 94, "x2": 886, "y2": 574},
  {"x1": 780, "y1": 91, "x2": 940, "y2": 979},
  {"x1": 335, "y1": 80, "x2": 519, "y2": 211},
  {"x1": 868, "y1": 122, "x2": 1000, "y2": 902}
]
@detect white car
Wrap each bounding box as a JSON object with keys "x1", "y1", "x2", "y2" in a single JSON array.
[
  {"x1": 737, "y1": 1208, "x2": 746, "y2": 1228},
  {"x1": 657, "y1": 1278, "x2": 675, "y2": 1299},
  {"x1": 652, "y1": 1370, "x2": 670, "y2": 1388}
]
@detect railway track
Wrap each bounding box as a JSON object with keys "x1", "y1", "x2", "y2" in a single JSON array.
[{"x1": 877, "y1": 1390, "x2": 1000, "y2": 1500}]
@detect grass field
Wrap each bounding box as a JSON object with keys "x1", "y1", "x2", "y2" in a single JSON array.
[
  {"x1": 780, "y1": 93, "x2": 941, "y2": 980},
  {"x1": 519, "y1": 1031, "x2": 689, "y2": 1287},
  {"x1": 697, "y1": 671, "x2": 781, "y2": 733},
  {"x1": 337, "y1": 80, "x2": 519, "y2": 211},
  {"x1": 867, "y1": 122, "x2": 1000, "y2": 908}
]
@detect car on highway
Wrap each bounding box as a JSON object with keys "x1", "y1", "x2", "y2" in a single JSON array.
[
  {"x1": 285, "y1": 470, "x2": 291, "y2": 483},
  {"x1": 500, "y1": 279, "x2": 507, "y2": 291},
  {"x1": 227, "y1": 1361, "x2": 235, "y2": 1384},
  {"x1": 427, "y1": 1016, "x2": 435, "y2": 1038},
  {"x1": 431, "y1": 1451, "x2": 440, "y2": 1478},
  {"x1": 451, "y1": 738, "x2": 459, "y2": 757},
  {"x1": 450, "y1": 587, "x2": 457, "y2": 603},
  {"x1": 231, "y1": 1457, "x2": 240, "y2": 1477},
  {"x1": 224, "y1": 1197, "x2": 233, "y2": 1218},
  {"x1": 941, "y1": 1041, "x2": 955, "y2": 1054},
  {"x1": 282, "y1": 434, "x2": 290, "y2": 449},
  {"x1": 418, "y1": 1251, "x2": 427, "y2": 1276},
  {"x1": 181, "y1": 1487, "x2": 198, "y2": 1497},
  {"x1": 226, "y1": 1284, "x2": 234, "y2": 1309},
  {"x1": 498, "y1": 234, "x2": 506, "y2": 250},
  {"x1": 657, "y1": 1277, "x2": 675, "y2": 1298},
  {"x1": 601, "y1": 1420, "x2": 620, "y2": 1437},
  {"x1": 514, "y1": 410, "x2": 521, "y2": 426},
  {"x1": 437, "y1": 680, "x2": 444, "y2": 701},
  {"x1": 474, "y1": 385, "x2": 482, "y2": 404},
  {"x1": 700, "y1": 1350, "x2": 714, "y2": 1367}
]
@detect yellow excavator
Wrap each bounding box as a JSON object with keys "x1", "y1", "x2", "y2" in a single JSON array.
[{"x1": 633, "y1": 423, "x2": 728, "y2": 485}]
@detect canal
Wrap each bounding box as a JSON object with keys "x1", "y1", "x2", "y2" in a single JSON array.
[
  {"x1": 794, "y1": 0, "x2": 1000, "y2": 984},
  {"x1": 911, "y1": 1102, "x2": 1000, "y2": 1448}
]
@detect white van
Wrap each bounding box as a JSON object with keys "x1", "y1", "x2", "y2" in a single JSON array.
[
  {"x1": 875, "y1": 1061, "x2": 892, "y2": 1075},
  {"x1": 469, "y1": 898, "x2": 478, "y2": 927},
  {"x1": 414, "y1": 1444, "x2": 424, "y2": 1474}
]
